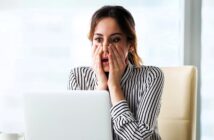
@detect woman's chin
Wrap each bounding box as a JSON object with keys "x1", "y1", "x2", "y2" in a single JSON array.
[{"x1": 103, "y1": 65, "x2": 109, "y2": 72}]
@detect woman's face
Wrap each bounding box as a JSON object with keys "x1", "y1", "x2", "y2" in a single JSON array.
[{"x1": 92, "y1": 17, "x2": 131, "y2": 72}]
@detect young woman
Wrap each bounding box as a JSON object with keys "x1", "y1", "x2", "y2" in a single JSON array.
[{"x1": 68, "y1": 5, "x2": 164, "y2": 140}]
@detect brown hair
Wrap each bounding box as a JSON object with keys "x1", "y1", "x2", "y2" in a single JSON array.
[{"x1": 88, "y1": 5, "x2": 142, "y2": 67}]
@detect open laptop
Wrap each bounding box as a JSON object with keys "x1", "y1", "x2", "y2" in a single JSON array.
[{"x1": 23, "y1": 90, "x2": 113, "y2": 140}]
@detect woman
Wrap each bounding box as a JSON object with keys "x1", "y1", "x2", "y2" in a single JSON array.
[{"x1": 68, "y1": 5, "x2": 164, "y2": 140}]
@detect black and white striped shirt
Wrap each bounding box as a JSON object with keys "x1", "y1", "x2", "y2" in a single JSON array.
[{"x1": 68, "y1": 63, "x2": 164, "y2": 140}]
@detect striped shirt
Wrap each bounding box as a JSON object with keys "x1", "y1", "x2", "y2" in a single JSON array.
[{"x1": 68, "y1": 62, "x2": 164, "y2": 140}]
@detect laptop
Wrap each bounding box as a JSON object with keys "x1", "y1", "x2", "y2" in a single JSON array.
[{"x1": 23, "y1": 90, "x2": 113, "y2": 140}]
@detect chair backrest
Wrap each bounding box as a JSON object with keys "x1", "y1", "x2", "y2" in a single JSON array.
[{"x1": 158, "y1": 66, "x2": 197, "y2": 140}]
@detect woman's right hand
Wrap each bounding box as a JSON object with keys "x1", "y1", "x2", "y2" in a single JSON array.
[{"x1": 92, "y1": 44, "x2": 108, "y2": 90}]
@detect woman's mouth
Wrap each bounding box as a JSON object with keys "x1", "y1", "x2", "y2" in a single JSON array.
[{"x1": 101, "y1": 58, "x2": 109, "y2": 64}]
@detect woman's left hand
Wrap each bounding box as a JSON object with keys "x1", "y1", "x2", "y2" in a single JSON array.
[{"x1": 107, "y1": 44, "x2": 128, "y2": 105}]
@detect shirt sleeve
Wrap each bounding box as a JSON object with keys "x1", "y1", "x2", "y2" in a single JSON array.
[
  {"x1": 67, "y1": 68, "x2": 80, "y2": 90},
  {"x1": 110, "y1": 67, "x2": 164, "y2": 140}
]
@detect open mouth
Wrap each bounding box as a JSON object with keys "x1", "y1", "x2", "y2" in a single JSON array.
[{"x1": 101, "y1": 58, "x2": 109, "y2": 63}]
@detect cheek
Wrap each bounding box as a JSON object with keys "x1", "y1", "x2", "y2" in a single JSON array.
[
  {"x1": 92, "y1": 40, "x2": 98, "y2": 46},
  {"x1": 92, "y1": 41, "x2": 102, "y2": 48},
  {"x1": 116, "y1": 45, "x2": 129, "y2": 57},
  {"x1": 124, "y1": 47, "x2": 129, "y2": 55}
]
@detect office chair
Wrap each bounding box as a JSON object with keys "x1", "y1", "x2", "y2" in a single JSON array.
[{"x1": 158, "y1": 66, "x2": 197, "y2": 140}]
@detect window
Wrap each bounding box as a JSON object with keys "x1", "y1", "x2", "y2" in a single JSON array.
[{"x1": 201, "y1": 0, "x2": 214, "y2": 139}]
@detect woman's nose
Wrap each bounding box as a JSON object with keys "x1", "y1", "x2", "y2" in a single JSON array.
[
  {"x1": 102, "y1": 41, "x2": 109, "y2": 52},
  {"x1": 102, "y1": 45, "x2": 108, "y2": 52}
]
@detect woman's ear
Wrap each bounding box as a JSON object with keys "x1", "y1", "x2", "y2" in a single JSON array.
[
  {"x1": 129, "y1": 46, "x2": 134, "y2": 53},
  {"x1": 127, "y1": 41, "x2": 134, "y2": 52}
]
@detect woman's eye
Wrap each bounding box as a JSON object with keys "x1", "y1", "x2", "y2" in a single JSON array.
[
  {"x1": 95, "y1": 38, "x2": 102, "y2": 43},
  {"x1": 111, "y1": 38, "x2": 121, "y2": 43}
]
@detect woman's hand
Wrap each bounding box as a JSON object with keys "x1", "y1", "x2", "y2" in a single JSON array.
[
  {"x1": 108, "y1": 44, "x2": 128, "y2": 105},
  {"x1": 108, "y1": 44, "x2": 127, "y2": 89},
  {"x1": 92, "y1": 44, "x2": 108, "y2": 90}
]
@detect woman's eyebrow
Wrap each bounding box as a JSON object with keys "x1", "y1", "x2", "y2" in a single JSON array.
[
  {"x1": 110, "y1": 33, "x2": 123, "y2": 36},
  {"x1": 94, "y1": 33, "x2": 103, "y2": 36},
  {"x1": 94, "y1": 33, "x2": 123, "y2": 37}
]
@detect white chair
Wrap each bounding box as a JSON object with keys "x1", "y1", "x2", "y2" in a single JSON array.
[{"x1": 158, "y1": 66, "x2": 197, "y2": 140}]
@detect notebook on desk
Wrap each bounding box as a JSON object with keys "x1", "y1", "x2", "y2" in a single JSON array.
[{"x1": 23, "y1": 90, "x2": 113, "y2": 140}]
